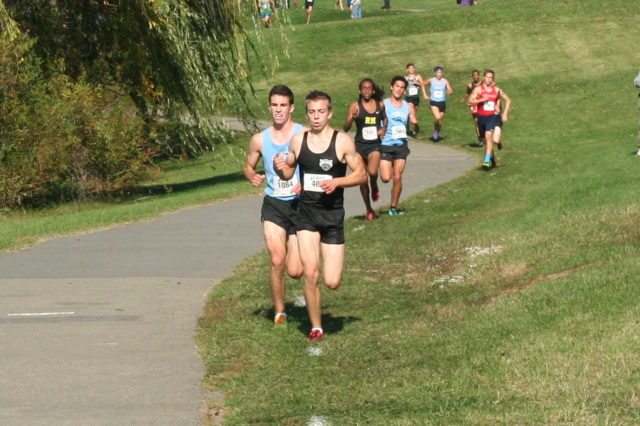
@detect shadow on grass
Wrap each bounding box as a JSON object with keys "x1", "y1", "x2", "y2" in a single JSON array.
[{"x1": 254, "y1": 304, "x2": 361, "y2": 338}]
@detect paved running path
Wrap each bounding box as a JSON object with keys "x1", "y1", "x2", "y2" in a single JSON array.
[{"x1": 0, "y1": 122, "x2": 476, "y2": 425}]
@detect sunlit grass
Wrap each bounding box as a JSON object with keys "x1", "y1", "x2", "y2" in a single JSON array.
[{"x1": 199, "y1": 0, "x2": 640, "y2": 423}]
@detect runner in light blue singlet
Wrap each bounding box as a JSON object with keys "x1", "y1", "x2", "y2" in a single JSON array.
[
  {"x1": 382, "y1": 98, "x2": 409, "y2": 147},
  {"x1": 262, "y1": 123, "x2": 303, "y2": 201},
  {"x1": 379, "y1": 76, "x2": 419, "y2": 216},
  {"x1": 424, "y1": 66, "x2": 453, "y2": 141}
]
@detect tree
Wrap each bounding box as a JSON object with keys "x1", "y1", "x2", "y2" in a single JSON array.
[
  {"x1": 2, "y1": 0, "x2": 274, "y2": 155},
  {"x1": 0, "y1": 0, "x2": 278, "y2": 207}
]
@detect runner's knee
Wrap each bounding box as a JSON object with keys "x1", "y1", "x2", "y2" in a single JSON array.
[{"x1": 325, "y1": 277, "x2": 342, "y2": 290}]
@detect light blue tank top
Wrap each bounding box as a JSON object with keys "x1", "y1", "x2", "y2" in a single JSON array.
[
  {"x1": 263, "y1": 123, "x2": 303, "y2": 200},
  {"x1": 429, "y1": 78, "x2": 448, "y2": 102},
  {"x1": 382, "y1": 98, "x2": 409, "y2": 146}
]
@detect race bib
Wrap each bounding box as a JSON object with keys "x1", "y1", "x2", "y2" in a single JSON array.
[
  {"x1": 362, "y1": 126, "x2": 378, "y2": 141},
  {"x1": 304, "y1": 173, "x2": 331, "y2": 192},
  {"x1": 407, "y1": 86, "x2": 418, "y2": 96},
  {"x1": 273, "y1": 174, "x2": 299, "y2": 197},
  {"x1": 433, "y1": 90, "x2": 444, "y2": 98},
  {"x1": 484, "y1": 101, "x2": 496, "y2": 111},
  {"x1": 391, "y1": 125, "x2": 407, "y2": 139}
]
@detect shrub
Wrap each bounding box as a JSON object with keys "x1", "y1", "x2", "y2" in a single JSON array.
[{"x1": 0, "y1": 36, "x2": 152, "y2": 208}]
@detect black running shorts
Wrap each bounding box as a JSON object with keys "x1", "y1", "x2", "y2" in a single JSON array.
[
  {"x1": 305, "y1": 0, "x2": 314, "y2": 8},
  {"x1": 405, "y1": 96, "x2": 420, "y2": 107},
  {"x1": 356, "y1": 141, "x2": 381, "y2": 160},
  {"x1": 380, "y1": 144, "x2": 410, "y2": 161},
  {"x1": 296, "y1": 204, "x2": 345, "y2": 244},
  {"x1": 261, "y1": 195, "x2": 298, "y2": 235},
  {"x1": 430, "y1": 100, "x2": 447, "y2": 113}
]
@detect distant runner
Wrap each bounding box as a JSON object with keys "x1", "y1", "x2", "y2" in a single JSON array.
[
  {"x1": 460, "y1": 69, "x2": 482, "y2": 145},
  {"x1": 343, "y1": 78, "x2": 386, "y2": 220},
  {"x1": 244, "y1": 85, "x2": 306, "y2": 324},
  {"x1": 275, "y1": 90, "x2": 366, "y2": 342},
  {"x1": 405, "y1": 64, "x2": 425, "y2": 114},
  {"x1": 468, "y1": 69, "x2": 512, "y2": 169},
  {"x1": 258, "y1": 0, "x2": 274, "y2": 27},
  {"x1": 305, "y1": 0, "x2": 314, "y2": 24},
  {"x1": 423, "y1": 66, "x2": 453, "y2": 142},
  {"x1": 380, "y1": 76, "x2": 419, "y2": 216}
]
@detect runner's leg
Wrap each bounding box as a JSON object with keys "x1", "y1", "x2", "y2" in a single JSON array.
[
  {"x1": 297, "y1": 230, "x2": 323, "y2": 329},
  {"x1": 263, "y1": 221, "x2": 289, "y2": 314},
  {"x1": 321, "y1": 242, "x2": 345, "y2": 290},
  {"x1": 367, "y1": 150, "x2": 381, "y2": 202},
  {"x1": 286, "y1": 233, "x2": 303, "y2": 279},
  {"x1": 390, "y1": 158, "x2": 406, "y2": 207}
]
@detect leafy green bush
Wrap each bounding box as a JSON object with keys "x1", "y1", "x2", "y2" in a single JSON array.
[{"x1": 0, "y1": 36, "x2": 152, "y2": 208}]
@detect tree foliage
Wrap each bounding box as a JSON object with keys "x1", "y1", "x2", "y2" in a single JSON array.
[
  {"x1": 0, "y1": 0, "x2": 277, "y2": 207},
  {"x1": 4, "y1": 0, "x2": 270, "y2": 154}
]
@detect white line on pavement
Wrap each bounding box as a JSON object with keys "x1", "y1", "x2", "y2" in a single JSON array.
[{"x1": 7, "y1": 312, "x2": 75, "y2": 317}]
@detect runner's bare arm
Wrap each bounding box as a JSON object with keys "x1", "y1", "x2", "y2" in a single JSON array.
[
  {"x1": 343, "y1": 102, "x2": 358, "y2": 132},
  {"x1": 446, "y1": 80, "x2": 454, "y2": 95},
  {"x1": 409, "y1": 103, "x2": 419, "y2": 134},
  {"x1": 274, "y1": 133, "x2": 301, "y2": 180},
  {"x1": 244, "y1": 133, "x2": 265, "y2": 186},
  {"x1": 422, "y1": 79, "x2": 430, "y2": 100},
  {"x1": 460, "y1": 83, "x2": 472, "y2": 103},
  {"x1": 498, "y1": 87, "x2": 512, "y2": 121},
  {"x1": 319, "y1": 133, "x2": 366, "y2": 194},
  {"x1": 378, "y1": 101, "x2": 387, "y2": 139},
  {"x1": 468, "y1": 86, "x2": 483, "y2": 105}
]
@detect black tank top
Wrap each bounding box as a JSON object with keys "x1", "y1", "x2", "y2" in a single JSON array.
[
  {"x1": 354, "y1": 99, "x2": 382, "y2": 144},
  {"x1": 299, "y1": 130, "x2": 347, "y2": 209}
]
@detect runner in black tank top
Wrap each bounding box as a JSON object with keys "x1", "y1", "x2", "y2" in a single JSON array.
[
  {"x1": 299, "y1": 130, "x2": 346, "y2": 210},
  {"x1": 354, "y1": 99, "x2": 382, "y2": 145},
  {"x1": 274, "y1": 90, "x2": 366, "y2": 342},
  {"x1": 343, "y1": 78, "x2": 385, "y2": 220}
]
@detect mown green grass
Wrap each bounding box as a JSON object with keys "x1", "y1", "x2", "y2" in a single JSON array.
[
  {"x1": 198, "y1": 0, "x2": 640, "y2": 423},
  {"x1": 0, "y1": 136, "x2": 254, "y2": 253}
]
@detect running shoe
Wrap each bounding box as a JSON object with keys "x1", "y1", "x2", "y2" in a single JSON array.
[
  {"x1": 307, "y1": 329, "x2": 324, "y2": 342},
  {"x1": 388, "y1": 207, "x2": 404, "y2": 216},
  {"x1": 372, "y1": 190, "x2": 380, "y2": 202},
  {"x1": 497, "y1": 141, "x2": 503, "y2": 150},
  {"x1": 365, "y1": 211, "x2": 376, "y2": 221},
  {"x1": 274, "y1": 312, "x2": 287, "y2": 324},
  {"x1": 482, "y1": 161, "x2": 492, "y2": 169},
  {"x1": 636, "y1": 150, "x2": 640, "y2": 157}
]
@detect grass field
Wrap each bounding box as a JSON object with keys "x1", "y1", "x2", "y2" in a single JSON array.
[{"x1": 197, "y1": 0, "x2": 640, "y2": 424}]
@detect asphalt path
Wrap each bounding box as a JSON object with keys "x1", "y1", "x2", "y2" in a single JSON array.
[{"x1": 0, "y1": 122, "x2": 476, "y2": 425}]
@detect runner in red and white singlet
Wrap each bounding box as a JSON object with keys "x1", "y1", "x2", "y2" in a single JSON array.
[{"x1": 468, "y1": 69, "x2": 512, "y2": 169}]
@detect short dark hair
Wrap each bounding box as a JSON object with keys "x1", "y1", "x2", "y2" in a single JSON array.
[
  {"x1": 484, "y1": 69, "x2": 495, "y2": 76},
  {"x1": 390, "y1": 75, "x2": 408, "y2": 87},
  {"x1": 269, "y1": 85, "x2": 294, "y2": 104},
  {"x1": 406, "y1": 63, "x2": 414, "y2": 68},
  {"x1": 472, "y1": 69, "x2": 480, "y2": 75},
  {"x1": 305, "y1": 90, "x2": 332, "y2": 110}
]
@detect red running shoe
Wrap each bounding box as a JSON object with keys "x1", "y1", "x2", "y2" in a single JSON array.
[
  {"x1": 372, "y1": 190, "x2": 381, "y2": 202},
  {"x1": 365, "y1": 211, "x2": 376, "y2": 221},
  {"x1": 306, "y1": 328, "x2": 324, "y2": 342}
]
